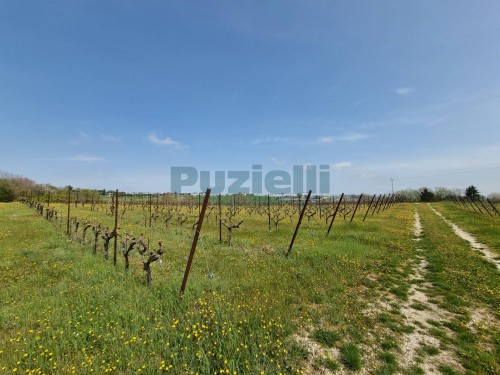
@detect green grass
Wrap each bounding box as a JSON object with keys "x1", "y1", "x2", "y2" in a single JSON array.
[
  {"x1": 431, "y1": 202, "x2": 500, "y2": 255},
  {"x1": 311, "y1": 328, "x2": 340, "y2": 347},
  {"x1": 0, "y1": 201, "x2": 417, "y2": 373},
  {"x1": 340, "y1": 343, "x2": 362, "y2": 370},
  {"x1": 417, "y1": 203, "x2": 500, "y2": 374},
  {"x1": 2, "y1": 200, "x2": 499, "y2": 374}
]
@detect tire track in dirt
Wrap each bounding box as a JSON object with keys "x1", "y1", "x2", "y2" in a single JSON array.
[
  {"x1": 428, "y1": 204, "x2": 500, "y2": 271},
  {"x1": 397, "y1": 209, "x2": 461, "y2": 374}
]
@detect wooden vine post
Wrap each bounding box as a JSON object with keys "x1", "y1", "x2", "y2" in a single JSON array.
[
  {"x1": 113, "y1": 189, "x2": 119, "y2": 266},
  {"x1": 66, "y1": 187, "x2": 71, "y2": 235},
  {"x1": 350, "y1": 194, "x2": 363, "y2": 222},
  {"x1": 218, "y1": 194, "x2": 222, "y2": 243},
  {"x1": 267, "y1": 194, "x2": 271, "y2": 232},
  {"x1": 286, "y1": 190, "x2": 312, "y2": 257},
  {"x1": 180, "y1": 188, "x2": 211, "y2": 297},
  {"x1": 326, "y1": 193, "x2": 344, "y2": 236},
  {"x1": 362, "y1": 194, "x2": 376, "y2": 222}
]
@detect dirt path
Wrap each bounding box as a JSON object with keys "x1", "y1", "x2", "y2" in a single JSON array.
[
  {"x1": 397, "y1": 209, "x2": 460, "y2": 373},
  {"x1": 428, "y1": 204, "x2": 500, "y2": 271}
]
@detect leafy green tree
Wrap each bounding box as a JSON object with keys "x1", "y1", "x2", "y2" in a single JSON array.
[
  {"x1": 420, "y1": 188, "x2": 435, "y2": 202},
  {"x1": 0, "y1": 180, "x2": 16, "y2": 202},
  {"x1": 465, "y1": 185, "x2": 480, "y2": 199}
]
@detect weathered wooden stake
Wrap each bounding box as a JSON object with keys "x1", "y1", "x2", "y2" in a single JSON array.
[
  {"x1": 376, "y1": 194, "x2": 386, "y2": 214},
  {"x1": 267, "y1": 194, "x2": 271, "y2": 232},
  {"x1": 326, "y1": 193, "x2": 344, "y2": 236},
  {"x1": 66, "y1": 188, "x2": 71, "y2": 235},
  {"x1": 350, "y1": 194, "x2": 363, "y2": 222},
  {"x1": 113, "y1": 189, "x2": 119, "y2": 266},
  {"x1": 475, "y1": 198, "x2": 492, "y2": 217},
  {"x1": 180, "y1": 188, "x2": 211, "y2": 297},
  {"x1": 218, "y1": 194, "x2": 222, "y2": 243},
  {"x1": 286, "y1": 190, "x2": 312, "y2": 257},
  {"x1": 487, "y1": 199, "x2": 500, "y2": 216},
  {"x1": 363, "y1": 194, "x2": 376, "y2": 222}
]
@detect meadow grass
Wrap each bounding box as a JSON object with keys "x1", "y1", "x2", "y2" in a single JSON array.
[
  {"x1": 431, "y1": 202, "x2": 500, "y2": 255},
  {"x1": 417, "y1": 204, "x2": 500, "y2": 374},
  {"x1": 4, "y1": 200, "x2": 498, "y2": 374}
]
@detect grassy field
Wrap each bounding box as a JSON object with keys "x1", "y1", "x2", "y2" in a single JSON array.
[{"x1": 0, "y1": 201, "x2": 499, "y2": 374}]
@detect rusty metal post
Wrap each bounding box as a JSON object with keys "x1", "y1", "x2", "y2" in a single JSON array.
[
  {"x1": 465, "y1": 197, "x2": 477, "y2": 212},
  {"x1": 469, "y1": 197, "x2": 483, "y2": 213},
  {"x1": 362, "y1": 194, "x2": 376, "y2": 222},
  {"x1": 113, "y1": 189, "x2": 119, "y2": 266},
  {"x1": 218, "y1": 194, "x2": 222, "y2": 243},
  {"x1": 350, "y1": 194, "x2": 363, "y2": 222},
  {"x1": 371, "y1": 194, "x2": 382, "y2": 215},
  {"x1": 458, "y1": 196, "x2": 470, "y2": 210},
  {"x1": 326, "y1": 193, "x2": 344, "y2": 236},
  {"x1": 382, "y1": 194, "x2": 392, "y2": 212},
  {"x1": 475, "y1": 198, "x2": 492, "y2": 217},
  {"x1": 149, "y1": 194, "x2": 152, "y2": 226},
  {"x1": 66, "y1": 187, "x2": 71, "y2": 235},
  {"x1": 268, "y1": 194, "x2": 271, "y2": 232},
  {"x1": 487, "y1": 199, "x2": 500, "y2": 216},
  {"x1": 286, "y1": 190, "x2": 312, "y2": 257},
  {"x1": 180, "y1": 188, "x2": 211, "y2": 297},
  {"x1": 376, "y1": 194, "x2": 386, "y2": 214}
]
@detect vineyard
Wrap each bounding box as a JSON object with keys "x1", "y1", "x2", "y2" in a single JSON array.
[{"x1": 0, "y1": 192, "x2": 499, "y2": 374}]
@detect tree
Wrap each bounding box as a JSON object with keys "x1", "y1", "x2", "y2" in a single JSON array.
[
  {"x1": 488, "y1": 192, "x2": 500, "y2": 203},
  {"x1": 396, "y1": 189, "x2": 420, "y2": 202},
  {"x1": 0, "y1": 180, "x2": 16, "y2": 202},
  {"x1": 420, "y1": 188, "x2": 435, "y2": 202},
  {"x1": 465, "y1": 185, "x2": 480, "y2": 199}
]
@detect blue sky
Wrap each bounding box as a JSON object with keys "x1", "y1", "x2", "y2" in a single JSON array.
[{"x1": 1, "y1": 1, "x2": 499, "y2": 194}]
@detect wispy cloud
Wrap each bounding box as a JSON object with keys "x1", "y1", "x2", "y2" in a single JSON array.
[
  {"x1": 270, "y1": 157, "x2": 286, "y2": 166},
  {"x1": 34, "y1": 155, "x2": 107, "y2": 162},
  {"x1": 101, "y1": 134, "x2": 121, "y2": 142},
  {"x1": 68, "y1": 155, "x2": 106, "y2": 162},
  {"x1": 332, "y1": 161, "x2": 353, "y2": 171},
  {"x1": 395, "y1": 87, "x2": 414, "y2": 95},
  {"x1": 70, "y1": 131, "x2": 91, "y2": 145},
  {"x1": 251, "y1": 134, "x2": 369, "y2": 146},
  {"x1": 148, "y1": 133, "x2": 187, "y2": 150},
  {"x1": 250, "y1": 136, "x2": 291, "y2": 145},
  {"x1": 317, "y1": 134, "x2": 368, "y2": 143}
]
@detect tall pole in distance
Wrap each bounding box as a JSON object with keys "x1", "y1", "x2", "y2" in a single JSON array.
[
  {"x1": 66, "y1": 187, "x2": 71, "y2": 235},
  {"x1": 286, "y1": 190, "x2": 312, "y2": 257},
  {"x1": 113, "y1": 189, "x2": 119, "y2": 266},
  {"x1": 180, "y1": 188, "x2": 211, "y2": 297}
]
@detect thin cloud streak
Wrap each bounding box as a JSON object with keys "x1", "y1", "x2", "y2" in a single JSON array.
[
  {"x1": 33, "y1": 155, "x2": 107, "y2": 162},
  {"x1": 395, "y1": 87, "x2": 414, "y2": 95},
  {"x1": 148, "y1": 133, "x2": 187, "y2": 150}
]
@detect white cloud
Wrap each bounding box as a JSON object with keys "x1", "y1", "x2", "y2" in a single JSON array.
[
  {"x1": 270, "y1": 157, "x2": 286, "y2": 166},
  {"x1": 332, "y1": 161, "x2": 353, "y2": 171},
  {"x1": 148, "y1": 133, "x2": 187, "y2": 150},
  {"x1": 317, "y1": 134, "x2": 368, "y2": 143},
  {"x1": 34, "y1": 155, "x2": 107, "y2": 162},
  {"x1": 395, "y1": 87, "x2": 414, "y2": 95},
  {"x1": 101, "y1": 134, "x2": 121, "y2": 142},
  {"x1": 67, "y1": 155, "x2": 106, "y2": 162}
]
